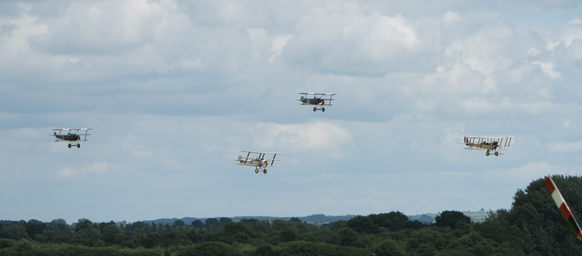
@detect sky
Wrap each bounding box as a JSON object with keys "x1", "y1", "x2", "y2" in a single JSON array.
[{"x1": 1, "y1": 0, "x2": 582, "y2": 224}]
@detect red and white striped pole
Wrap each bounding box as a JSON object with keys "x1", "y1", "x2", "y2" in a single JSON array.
[{"x1": 545, "y1": 176, "x2": 582, "y2": 240}]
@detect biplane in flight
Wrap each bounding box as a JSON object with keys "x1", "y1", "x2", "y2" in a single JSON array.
[
  {"x1": 236, "y1": 150, "x2": 278, "y2": 174},
  {"x1": 464, "y1": 136, "x2": 513, "y2": 156},
  {"x1": 545, "y1": 176, "x2": 582, "y2": 241},
  {"x1": 298, "y1": 92, "x2": 335, "y2": 112},
  {"x1": 52, "y1": 128, "x2": 92, "y2": 149}
]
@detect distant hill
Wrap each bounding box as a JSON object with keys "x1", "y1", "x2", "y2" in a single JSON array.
[
  {"x1": 143, "y1": 209, "x2": 489, "y2": 226},
  {"x1": 142, "y1": 214, "x2": 356, "y2": 226}
]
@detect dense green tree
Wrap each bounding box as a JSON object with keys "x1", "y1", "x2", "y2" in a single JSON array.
[
  {"x1": 219, "y1": 218, "x2": 232, "y2": 225},
  {"x1": 173, "y1": 220, "x2": 185, "y2": 228},
  {"x1": 205, "y1": 218, "x2": 219, "y2": 231},
  {"x1": 102, "y1": 222, "x2": 123, "y2": 245},
  {"x1": 435, "y1": 211, "x2": 471, "y2": 229},
  {"x1": 279, "y1": 227, "x2": 297, "y2": 242},
  {"x1": 374, "y1": 239, "x2": 404, "y2": 256},
  {"x1": 347, "y1": 215, "x2": 378, "y2": 233},
  {"x1": 179, "y1": 241, "x2": 241, "y2": 256},
  {"x1": 336, "y1": 227, "x2": 361, "y2": 247},
  {"x1": 254, "y1": 245, "x2": 276, "y2": 256},
  {"x1": 72, "y1": 219, "x2": 103, "y2": 246},
  {"x1": 223, "y1": 222, "x2": 251, "y2": 243},
  {"x1": 191, "y1": 220, "x2": 204, "y2": 230},
  {"x1": 25, "y1": 219, "x2": 46, "y2": 239},
  {"x1": 0, "y1": 221, "x2": 28, "y2": 240}
]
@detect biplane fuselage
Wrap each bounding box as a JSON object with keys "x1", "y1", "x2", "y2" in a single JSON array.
[
  {"x1": 298, "y1": 93, "x2": 335, "y2": 112},
  {"x1": 237, "y1": 156, "x2": 269, "y2": 168},
  {"x1": 300, "y1": 97, "x2": 325, "y2": 106},
  {"x1": 465, "y1": 141, "x2": 499, "y2": 150},
  {"x1": 54, "y1": 133, "x2": 81, "y2": 142}
]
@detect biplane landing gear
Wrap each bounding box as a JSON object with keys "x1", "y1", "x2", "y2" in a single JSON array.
[
  {"x1": 321, "y1": 107, "x2": 325, "y2": 112},
  {"x1": 486, "y1": 150, "x2": 490, "y2": 156},
  {"x1": 313, "y1": 107, "x2": 317, "y2": 112},
  {"x1": 68, "y1": 144, "x2": 72, "y2": 149},
  {"x1": 255, "y1": 168, "x2": 259, "y2": 174},
  {"x1": 77, "y1": 144, "x2": 81, "y2": 148},
  {"x1": 263, "y1": 169, "x2": 268, "y2": 174},
  {"x1": 494, "y1": 151, "x2": 499, "y2": 156}
]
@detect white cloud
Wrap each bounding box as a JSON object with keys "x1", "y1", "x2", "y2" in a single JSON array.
[
  {"x1": 499, "y1": 162, "x2": 578, "y2": 183},
  {"x1": 269, "y1": 35, "x2": 292, "y2": 63},
  {"x1": 532, "y1": 60, "x2": 562, "y2": 79},
  {"x1": 254, "y1": 121, "x2": 352, "y2": 157},
  {"x1": 58, "y1": 162, "x2": 111, "y2": 178},
  {"x1": 569, "y1": 18, "x2": 582, "y2": 25},
  {"x1": 442, "y1": 11, "x2": 461, "y2": 25},
  {"x1": 286, "y1": 5, "x2": 422, "y2": 75},
  {"x1": 527, "y1": 47, "x2": 540, "y2": 56},
  {"x1": 459, "y1": 97, "x2": 554, "y2": 115},
  {"x1": 342, "y1": 12, "x2": 419, "y2": 59},
  {"x1": 29, "y1": 0, "x2": 190, "y2": 55},
  {"x1": 550, "y1": 141, "x2": 582, "y2": 152}
]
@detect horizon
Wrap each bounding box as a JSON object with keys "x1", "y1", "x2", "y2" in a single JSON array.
[{"x1": 0, "y1": 209, "x2": 491, "y2": 224}]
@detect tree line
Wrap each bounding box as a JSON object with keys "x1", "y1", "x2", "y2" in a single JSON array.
[{"x1": 1, "y1": 175, "x2": 582, "y2": 255}]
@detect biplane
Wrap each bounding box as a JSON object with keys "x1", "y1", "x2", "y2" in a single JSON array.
[
  {"x1": 52, "y1": 128, "x2": 92, "y2": 148},
  {"x1": 464, "y1": 136, "x2": 513, "y2": 156},
  {"x1": 298, "y1": 92, "x2": 335, "y2": 112},
  {"x1": 545, "y1": 176, "x2": 582, "y2": 241},
  {"x1": 236, "y1": 150, "x2": 278, "y2": 174}
]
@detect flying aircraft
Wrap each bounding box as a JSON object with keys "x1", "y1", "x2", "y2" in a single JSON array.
[
  {"x1": 52, "y1": 128, "x2": 91, "y2": 148},
  {"x1": 464, "y1": 136, "x2": 513, "y2": 156},
  {"x1": 298, "y1": 92, "x2": 335, "y2": 112},
  {"x1": 545, "y1": 176, "x2": 582, "y2": 241},
  {"x1": 236, "y1": 150, "x2": 278, "y2": 174}
]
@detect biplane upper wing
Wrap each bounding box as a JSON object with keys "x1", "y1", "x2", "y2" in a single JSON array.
[
  {"x1": 321, "y1": 93, "x2": 335, "y2": 106},
  {"x1": 298, "y1": 92, "x2": 335, "y2": 106},
  {"x1": 237, "y1": 150, "x2": 280, "y2": 166},
  {"x1": 464, "y1": 136, "x2": 513, "y2": 150},
  {"x1": 52, "y1": 128, "x2": 92, "y2": 141},
  {"x1": 545, "y1": 176, "x2": 582, "y2": 241}
]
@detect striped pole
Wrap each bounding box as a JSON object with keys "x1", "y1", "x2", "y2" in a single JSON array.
[{"x1": 545, "y1": 176, "x2": 582, "y2": 240}]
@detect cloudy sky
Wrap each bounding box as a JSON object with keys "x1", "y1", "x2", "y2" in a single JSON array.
[{"x1": 1, "y1": 0, "x2": 582, "y2": 223}]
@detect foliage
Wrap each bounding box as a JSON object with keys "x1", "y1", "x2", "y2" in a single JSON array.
[
  {"x1": 435, "y1": 210, "x2": 471, "y2": 228},
  {"x1": 1, "y1": 176, "x2": 582, "y2": 255}
]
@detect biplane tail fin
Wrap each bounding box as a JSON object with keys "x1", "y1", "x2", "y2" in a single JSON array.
[{"x1": 545, "y1": 176, "x2": 582, "y2": 241}]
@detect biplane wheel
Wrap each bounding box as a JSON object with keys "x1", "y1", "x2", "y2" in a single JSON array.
[
  {"x1": 68, "y1": 144, "x2": 71, "y2": 148},
  {"x1": 322, "y1": 107, "x2": 325, "y2": 112},
  {"x1": 486, "y1": 151, "x2": 490, "y2": 156},
  {"x1": 495, "y1": 151, "x2": 499, "y2": 156},
  {"x1": 77, "y1": 144, "x2": 81, "y2": 148},
  {"x1": 263, "y1": 169, "x2": 267, "y2": 174},
  {"x1": 255, "y1": 169, "x2": 259, "y2": 174},
  {"x1": 313, "y1": 107, "x2": 317, "y2": 112}
]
